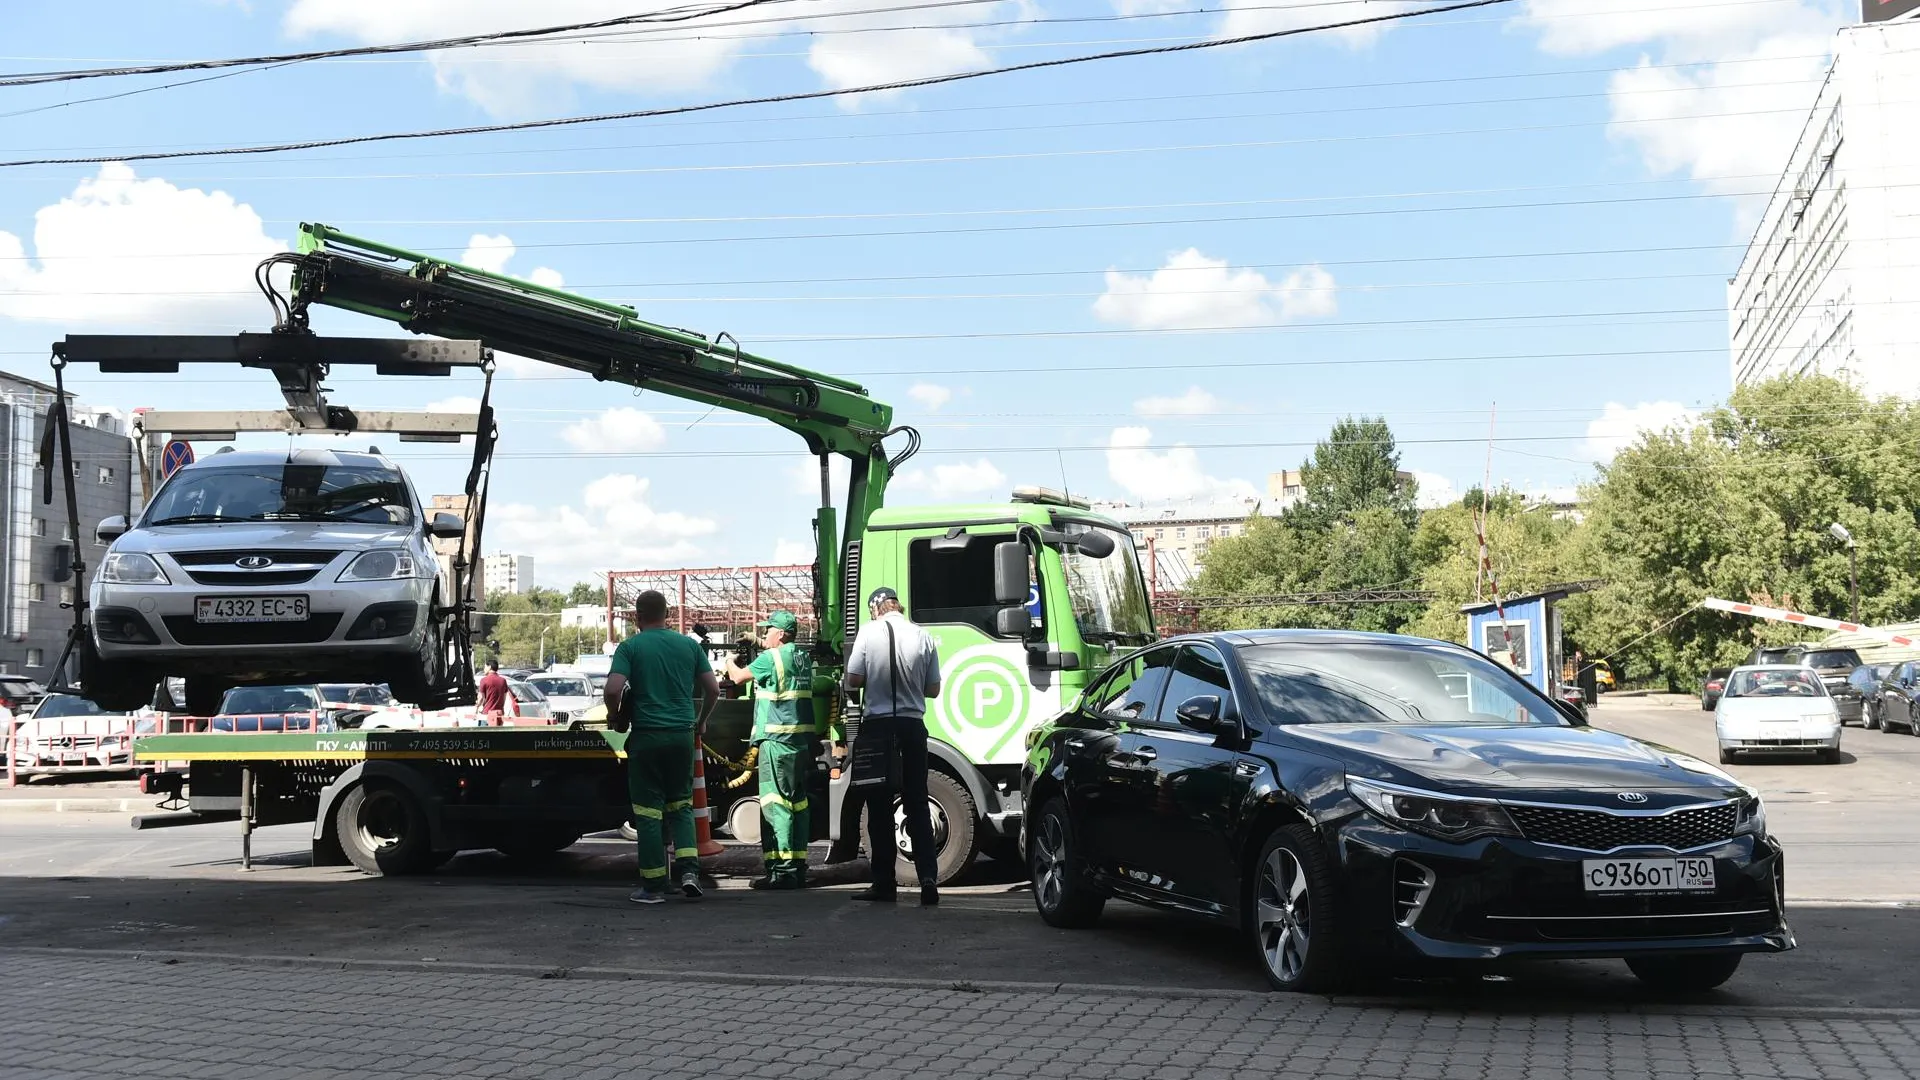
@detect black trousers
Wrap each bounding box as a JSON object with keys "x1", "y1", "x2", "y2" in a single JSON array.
[{"x1": 860, "y1": 714, "x2": 939, "y2": 888}]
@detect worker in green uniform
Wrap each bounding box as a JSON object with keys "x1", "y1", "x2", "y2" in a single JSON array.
[
  {"x1": 725, "y1": 609, "x2": 815, "y2": 890},
  {"x1": 605, "y1": 589, "x2": 719, "y2": 905}
]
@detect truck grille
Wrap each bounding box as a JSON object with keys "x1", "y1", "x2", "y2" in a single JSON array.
[{"x1": 1507, "y1": 802, "x2": 1737, "y2": 853}]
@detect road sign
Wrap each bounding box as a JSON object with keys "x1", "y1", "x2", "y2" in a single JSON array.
[{"x1": 160, "y1": 440, "x2": 194, "y2": 479}]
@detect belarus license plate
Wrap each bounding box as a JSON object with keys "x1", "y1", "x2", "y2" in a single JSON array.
[
  {"x1": 195, "y1": 595, "x2": 309, "y2": 623},
  {"x1": 1582, "y1": 856, "x2": 1716, "y2": 894}
]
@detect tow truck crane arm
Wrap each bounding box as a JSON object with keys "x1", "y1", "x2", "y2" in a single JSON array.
[{"x1": 283, "y1": 223, "x2": 914, "y2": 653}]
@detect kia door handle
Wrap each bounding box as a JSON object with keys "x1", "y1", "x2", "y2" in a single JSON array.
[
  {"x1": 1065, "y1": 737, "x2": 1088, "y2": 750},
  {"x1": 1130, "y1": 746, "x2": 1158, "y2": 762},
  {"x1": 1234, "y1": 761, "x2": 1260, "y2": 778}
]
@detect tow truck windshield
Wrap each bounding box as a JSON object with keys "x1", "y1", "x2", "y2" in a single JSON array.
[
  {"x1": 1060, "y1": 523, "x2": 1154, "y2": 645},
  {"x1": 143, "y1": 464, "x2": 414, "y2": 527}
]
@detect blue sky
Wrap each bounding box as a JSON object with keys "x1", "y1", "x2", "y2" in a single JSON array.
[{"x1": 0, "y1": 0, "x2": 1856, "y2": 587}]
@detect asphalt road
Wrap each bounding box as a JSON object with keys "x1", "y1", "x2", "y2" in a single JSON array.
[{"x1": 0, "y1": 698, "x2": 1912, "y2": 1012}]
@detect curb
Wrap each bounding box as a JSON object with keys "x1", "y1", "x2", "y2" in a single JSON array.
[
  {"x1": 8, "y1": 947, "x2": 1919, "y2": 1019},
  {"x1": 0, "y1": 797, "x2": 145, "y2": 814}
]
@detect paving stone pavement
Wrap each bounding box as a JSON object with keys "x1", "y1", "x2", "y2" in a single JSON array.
[{"x1": 2, "y1": 951, "x2": 1917, "y2": 1080}]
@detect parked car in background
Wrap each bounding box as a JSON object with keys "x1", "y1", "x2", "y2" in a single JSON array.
[
  {"x1": 0, "y1": 675, "x2": 47, "y2": 716},
  {"x1": 1870, "y1": 661, "x2": 1920, "y2": 735},
  {"x1": 1701, "y1": 667, "x2": 1733, "y2": 711},
  {"x1": 1850, "y1": 664, "x2": 1897, "y2": 729},
  {"x1": 1797, "y1": 647, "x2": 1866, "y2": 724},
  {"x1": 1024, "y1": 630, "x2": 1789, "y2": 994},
  {"x1": 209, "y1": 683, "x2": 410, "y2": 732},
  {"x1": 1747, "y1": 645, "x2": 1807, "y2": 667},
  {"x1": 505, "y1": 679, "x2": 552, "y2": 723},
  {"x1": 1591, "y1": 659, "x2": 1616, "y2": 692},
  {"x1": 7, "y1": 693, "x2": 145, "y2": 776},
  {"x1": 1555, "y1": 681, "x2": 1589, "y2": 722},
  {"x1": 526, "y1": 673, "x2": 593, "y2": 724},
  {"x1": 1714, "y1": 665, "x2": 1842, "y2": 764}
]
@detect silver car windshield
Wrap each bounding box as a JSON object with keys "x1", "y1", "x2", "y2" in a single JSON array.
[
  {"x1": 144, "y1": 463, "x2": 414, "y2": 527},
  {"x1": 1726, "y1": 670, "x2": 1823, "y2": 698},
  {"x1": 531, "y1": 677, "x2": 590, "y2": 697}
]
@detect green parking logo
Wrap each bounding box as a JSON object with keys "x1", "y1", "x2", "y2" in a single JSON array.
[{"x1": 932, "y1": 645, "x2": 1032, "y2": 763}]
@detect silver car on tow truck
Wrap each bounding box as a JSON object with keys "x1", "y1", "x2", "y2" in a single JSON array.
[{"x1": 88, "y1": 448, "x2": 466, "y2": 716}]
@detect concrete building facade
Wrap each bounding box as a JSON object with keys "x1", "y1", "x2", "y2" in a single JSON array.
[
  {"x1": 1729, "y1": 16, "x2": 1920, "y2": 396},
  {"x1": 1097, "y1": 496, "x2": 1262, "y2": 587},
  {"x1": 0, "y1": 371, "x2": 134, "y2": 679},
  {"x1": 482, "y1": 553, "x2": 535, "y2": 596}
]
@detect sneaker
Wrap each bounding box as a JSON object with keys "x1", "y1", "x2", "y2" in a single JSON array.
[
  {"x1": 749, "y1": 876, "x2": 801, "y2": 891},
  {"x1": 679, "y1": 872, "x2": 704, "y2": 899},
  {"x1": 920, "y1": 881, "x2": 940, "y2": 907},
  {"x1": 629, "y1": 888, "x2": 666, "y2": 905},
  {"x1": 851, "y1": 886, "x2": 898, "y2": 903}
]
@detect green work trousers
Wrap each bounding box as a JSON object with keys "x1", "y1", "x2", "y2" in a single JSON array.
[
  {"x1": 757, "y1": 738, "x2": 811, "y2": 883},
  {"x1": 627, "y1": 727, "x2": 699, "y2": 887}
]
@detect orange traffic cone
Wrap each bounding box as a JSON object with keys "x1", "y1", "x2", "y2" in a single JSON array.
[{"x1": 690, "y1": 750, "x2": 726, "y2": 861}]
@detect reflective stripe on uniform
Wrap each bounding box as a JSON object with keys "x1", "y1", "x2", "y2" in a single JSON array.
[
  {"x1": 674, "y1": 847, "x2": 699, "y2": 858},
  {"x1": 631, "y1": 804, "x2": 663, "y2": 820},
  {"x1": 762, "y1": 724, "x2": 812, "y2": 734},
  {"x1": 762, "y1": 850, "x2": 809, "y2": 861},
  {"x1": 760, "y1": 793, "x2": 809, "y2": 811},
  {"x1": 665, "y1": 799, "x2": 692, "y2": 812},
  {"x1": 640, "y1": 867, "x2": 668, "y2": 879},
  {"x1": 759, "y1": 689, "x2": 813, "y2": 701}
]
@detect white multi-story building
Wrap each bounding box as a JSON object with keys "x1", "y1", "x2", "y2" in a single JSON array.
[
  {"x1": 482, "y1": 553, "x2": 535, "y2": 596},
  {"x1": 1096, "y1": 496, "x2": 1262, "y2": 588},
  {"x1": 1729, "y1": 11, "x2": 1920, "y2": 396}
]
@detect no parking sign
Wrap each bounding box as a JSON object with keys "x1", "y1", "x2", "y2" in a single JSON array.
[{"x1": 161, "y1": 440, "x2": 194, "y2": 479}]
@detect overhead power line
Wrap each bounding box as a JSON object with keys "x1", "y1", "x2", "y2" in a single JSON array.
[{"x1": 0, "y1": 0, "x2": 1515, "y2": 169}]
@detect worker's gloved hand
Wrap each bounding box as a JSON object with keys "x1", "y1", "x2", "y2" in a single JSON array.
[{"x1": 732, "y1": 637, "x2": 755, "y2": 667}]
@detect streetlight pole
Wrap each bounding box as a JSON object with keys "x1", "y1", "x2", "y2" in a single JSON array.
[{"x1": 1829, "y1": 522, "x2": 1858, "y2": 623}]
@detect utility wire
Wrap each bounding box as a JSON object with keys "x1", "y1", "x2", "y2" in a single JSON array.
[{"x1": 0, "y1": 0, "x2": 1516, "y2": 169}]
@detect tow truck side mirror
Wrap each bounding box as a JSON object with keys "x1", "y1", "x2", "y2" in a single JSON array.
[
  {"x1": 428, "y1": 512, "x2": 466, "y2": 539},
  {"x1": 992, "y1": 541, "x2": 1029, "y2": 606},
  {"x1": 994, "y1": 607, "x2": 1032, "y2": 637},
  {"x1": 1074, "y1": 530, "x2": 1116, "y2": 559},
  {"x1": 95, "y1": 515, "x2": 129, "y2": 544}
]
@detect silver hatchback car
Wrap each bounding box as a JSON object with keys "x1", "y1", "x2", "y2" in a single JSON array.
[{"x1": 88, "y1": 448, "x2": 466, "y2": 716}]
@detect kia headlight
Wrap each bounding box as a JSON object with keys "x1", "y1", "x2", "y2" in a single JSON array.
[
  {"x1": 337, "y1": 550, "x2": 419, "y2": 582},
  {"x1": 1734, "y1": 793, "x2": 1767, "y2": 838},
  {"x1": 99, "y1": 552, "x2": 169, "y2": 585},
  {"x1": 1346, "y1": 777, "x2": 1521, "y2": 842}
]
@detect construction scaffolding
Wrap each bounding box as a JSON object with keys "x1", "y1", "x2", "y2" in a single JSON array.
[{"x1": 606, "y1": 564, "x2": 818, "y2": 642}]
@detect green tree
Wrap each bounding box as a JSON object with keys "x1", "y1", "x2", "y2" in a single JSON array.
[
  {"x1": 1409, "y1": 489, "x2": 1580, "y2": 644},
  {"x1": 566, "y1": 581, "x2": 607, "y2": 607},
  {"x1": 1574, "y1": 374, "x2": 1920, "y2": 686},
  {"x1": 1284, "y1": 416, "x2": 1417, "y2": 533}
]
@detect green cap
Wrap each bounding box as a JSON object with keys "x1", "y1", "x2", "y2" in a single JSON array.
[{"x1": 760, "y1": 610, "x2": 799, "y2": 633}]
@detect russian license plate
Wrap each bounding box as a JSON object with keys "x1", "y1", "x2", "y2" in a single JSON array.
[
  {"x1": 195, "y1": 595, "x2": 309, "y2": 624},
  {"x1": 1582, "y1": 856, "x2": 1716, "y2": 894}
]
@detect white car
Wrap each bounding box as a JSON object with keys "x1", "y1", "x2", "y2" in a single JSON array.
[
  {"x1": 506, "y1": 679, "x2": 552, "y2": 722},
  {"x1": 7, "y1": 693, "x2": 148, "y2": 775},
  {"x1": 526, "y1": 674, "x2": 594, "y2": 723},
  {"x1": 1715, "y1": 664, "x2": 1842, "y2": 764}
]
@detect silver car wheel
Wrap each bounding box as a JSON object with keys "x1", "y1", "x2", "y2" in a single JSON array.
[
  {"x1": 1033, "y1": 813, "x2": 1066, "y2": 912},
  {"x1": 1257, "y1": 847, "x2": 1311, "y2": 985}
]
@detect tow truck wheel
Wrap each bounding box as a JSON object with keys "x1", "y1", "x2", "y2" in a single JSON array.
[
  {"x1": 335, "y1": 781, "x2": 433, "y2": 876},
  {"x1": 858, "y1": 769, "x2": 978, "y2": 887},
  {"x1": 183, "y1": 677, "x2": 229, "y2": 718}
]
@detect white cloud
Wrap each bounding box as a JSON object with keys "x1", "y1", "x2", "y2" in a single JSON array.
[
  {"x1": 1513, "y1": 1, "x2": 1847, "y2": 201},
  {"x1": 0, "y1": 164, "x2": 283, "y2": 327},
  {"x1": 561, "y1": 407, "x2": 667, "y2": 452},
  {"x1": 808, "y1": 20, "x2": 991, "y2": 97},
  {"x1": 1218, "y1": 0, "x2": 1433, "y2": 49},
  {"x1": 459, "y1": 233, "x2": 563, "y2": 289},
  {"x1": 284, "y1": 1, "x2": 751, "y2": 116},
  {"x1": 772, "y1": 538, "x2": 816, "y2": 565},
  {"x1": 907, "y1": 382, "x2": 954, "y2": 412},
  {"x1": 1135, "y1": 386, "x2": 1228, "y2": 417},
  {"x1": 893, "y1": 458, "x2": 1008, "y2": 498},
  {"x1": 1584, "y1": 400, "x2": 1699, "y2": 461},
  {"x1": 1412, "y1": 470, "x2": 1460, "y2": 510},
  {"x1": 489, "y1": 473, "x2": 717, "y2": 586},
  {"x1": 1105, "y1": 427, "x2": 1256, "y2": 503},
  {"x1": 787, "y1": 455, "x2": 852, "y2": 499},
  {"x1": 1093, "y1": 249, "x2": 1338, "y2": 330},
  {"x1": 426, "y1": 396, "x2": 482, "y2": 413}
]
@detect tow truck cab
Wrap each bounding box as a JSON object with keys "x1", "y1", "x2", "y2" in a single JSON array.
[{"x1": 826, "y1": 486, "x2": 1154, "y2": 878}]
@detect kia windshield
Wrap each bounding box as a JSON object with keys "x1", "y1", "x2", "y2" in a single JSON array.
[
  {"x1": 144, "y1": 463, "x2": 413, "y2": 527},
  {"x1": 1058, "y1": 522, "x2": 1154, "y2": 646},
  {"x1": 1240, "y1": 643, "x2": 1566, "y2": 726}
]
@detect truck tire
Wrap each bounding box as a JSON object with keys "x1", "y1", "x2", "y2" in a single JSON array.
[
  {"x1": 335, "y1": 781, "x2": 434, "y2": 876},
  {"x1": 493, "y1": 826, "x2": 583, "y2": 863},
  {"x1": 859, "y1": 769, "x2": 978, "y2": 887}
]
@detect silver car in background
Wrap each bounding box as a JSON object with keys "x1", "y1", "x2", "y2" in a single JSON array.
[
  {"x1": 526, "y1": 673, "x2": 594, "y2": 723},
  {"x1": 88, "y1": 448, "x2": 466, "y2": 716}
]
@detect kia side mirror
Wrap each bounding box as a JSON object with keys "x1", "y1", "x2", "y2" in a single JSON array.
[
  {"x1": 95, "y1": 515, "x2": 129, "y2": 543},
  {"x1": 429, "y1": 512, "x2": 466, "y2": 539},
  {"x1": 1175, "y1": 694, "x2": 1226, "y2": 734}
]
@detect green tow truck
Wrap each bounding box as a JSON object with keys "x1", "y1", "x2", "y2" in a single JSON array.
[{"x1": 93, "y1": 224, "x2": 1156, "y2": 881}]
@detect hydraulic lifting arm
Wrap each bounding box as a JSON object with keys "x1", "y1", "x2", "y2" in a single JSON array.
[{"x1": 280, "y1": 224, "x2": 915, "y2": 654}]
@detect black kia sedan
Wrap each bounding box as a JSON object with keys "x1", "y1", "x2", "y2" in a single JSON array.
[{"x1": 1020, "y1": 630, "x2": 1791, "y2": 994}]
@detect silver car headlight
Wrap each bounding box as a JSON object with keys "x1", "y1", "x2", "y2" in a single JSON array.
[
  {"x1": 99, "y1": 552, "x2": 170, "y2": 585},
  {"x1": 1734, "y1": 793, "x2": 1767, "y2": 838},
  {"x1": 337, "y1": 550, "x2": 420, "y2": 582},
  {"x1": 1347, "y1": 777, "x2": 1521, "y2": 842}
]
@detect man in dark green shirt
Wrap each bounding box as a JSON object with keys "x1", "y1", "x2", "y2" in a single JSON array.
[{"x1": 605, "y1": 589, "x2": 719, "y2": 905}]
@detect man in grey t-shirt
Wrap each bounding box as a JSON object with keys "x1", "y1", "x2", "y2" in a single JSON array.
[{"x1": 844, "y1": 586, "x2": 943, "y2": 905}]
